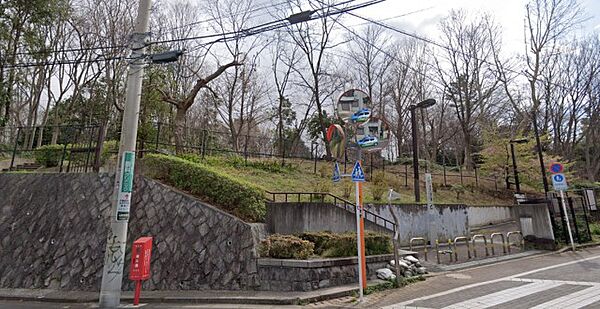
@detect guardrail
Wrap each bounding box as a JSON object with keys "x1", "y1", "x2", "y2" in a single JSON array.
[
  {"x1": 490, "y1": 233, "x2": 507, "y2": 255},
  {"x1": 471, "y1": 234, "x2": 489, "y2": 258},
  {"x1": 507, "y1": 231, "x2": 524, "y2": 253},
  {"x1": 453, "y1": 236, "x2": 471, "y2": 260},
  {"x1": 265, "y1": 191, "x2": 397, "y2": 232},
  {"x1": 409, "y1": 237, "x2": 428, "y2": 261}
]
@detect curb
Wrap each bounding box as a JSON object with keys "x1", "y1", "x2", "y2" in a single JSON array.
[{"x1": 0, "y1": 283, "x2": 374, "y2": 305}]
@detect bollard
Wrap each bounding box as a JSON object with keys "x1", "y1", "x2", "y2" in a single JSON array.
[
  {"x1": 409, "y1": 237, "x2": 428, "y2": 262},
  {"x1": 507, "y1": 231, "x2": 524, "y2": 254},
  {"x1": 471, "y1": 234, "x2": 489, "y2": 257},
  {"x1": 490, "y1": 233, "x2": 507, "y2": 255},
  {"x1": 453, "y1": 236, "x2": 471, "y2": 261}
]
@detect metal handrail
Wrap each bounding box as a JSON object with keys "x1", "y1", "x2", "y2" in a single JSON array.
[
  {"x1": 471, "y1": 234, "x2": 489, "y2": 257},
  {"x1": 453, "y1": 236, "x2": 472, "y2": 260},
  {"x1": 507, "y1": 231, "x2": 524, "y2": 253},
  {"x1": 490, "y1": 232, "x2": 507, "y2": 255},
  {"x1": 265, "y1": 190, "x2": 396, "y2": 231}
]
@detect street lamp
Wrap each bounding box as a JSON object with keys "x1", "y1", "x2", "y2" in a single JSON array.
[
  {"x1": 509, "y1": 138, "x2": 528, "y2": 194},
  {"x1": 410, "y1": 99, "x2": 436, "y2": 202}
]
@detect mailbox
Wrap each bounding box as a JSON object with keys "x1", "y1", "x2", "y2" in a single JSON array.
[{"x1": 129, "y1": 237, "x2": 152, "y2": 281}]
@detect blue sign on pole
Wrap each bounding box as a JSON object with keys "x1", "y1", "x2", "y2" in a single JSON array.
[
  {"x1": 351, "y1": 161, "x2": 365, "y2": 182},
  {"x1": 550, "y1": 162, "x2": 564, "y2": 174},
  {"x1": 332, "y1": 162, "x2": 341, "y2": 182},
  {"x1": 552, "y1": 173, "x2": 568, "y2": 191}
]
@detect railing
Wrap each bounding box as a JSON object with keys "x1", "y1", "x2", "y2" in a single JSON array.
[
  {"x1": 490, "y1": 232, "x2": 507, "y2": 255},
  {"x1": 265, "y1": 191, "x2": 397, "y2": 232}
]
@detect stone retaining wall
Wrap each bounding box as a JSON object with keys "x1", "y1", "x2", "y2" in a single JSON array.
[
  {"x1": 0, "y1": 173, "x2": 260, "y2": 291},
  {"x1": 257, "y1": 254, "x2": 392, "y2": 291}
]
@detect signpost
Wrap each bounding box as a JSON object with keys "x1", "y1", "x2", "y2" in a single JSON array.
[
  {"x1": 351, "y1": 160, "x2": 367, "y2": 301},
  {"x1": 425, "y1": 173, "x2": 436, "y2": 244},
  {"x1": 550, "y1": 166, "x2": 575, "y2": 251}
]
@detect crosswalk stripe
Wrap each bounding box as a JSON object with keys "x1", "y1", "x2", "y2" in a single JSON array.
[
  {"x1": 442, "y1": 281, "x2": 563, "y2": 309},
  {"x1": 529, "y1": 286, "x2": 600, "y2": 309}
]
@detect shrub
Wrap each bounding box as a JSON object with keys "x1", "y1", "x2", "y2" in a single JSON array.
[
  {"x1": 34, "y1": 144, "x2": 65, "y2": 167},
  {"x1": 299, "y1": 231, "x2": 337, "y2": 255},
  {"x1": 101, "y1": 140, "x2": 119, "y2": 163},
  {"x1": 259, "y1": 234, "x2": 314, "y2": 259},
  {"x1": 590, "y1": 223, "x2": 600, "y2": 236},
  {"x1": 180, "y1": 153, "x2": 295, "y2": 173},
  {"x1": 370, "y1": 171, "x2": 388, "y2": 201},
  {"x1": 450, "y1": 184, "x2": 466, "y2": 200},
  {"x1": 319, "y1": 164, "x2": 329, "y2": 178},
  {"x1": 311, "y1": 179, "x2": 331, "y2": 201},
  {"x1": 303, "y1": 231, "x2": 392, "y2": 258},
  {"x1": 143, "y1": 154, "x2": 266, "y2": 222}
]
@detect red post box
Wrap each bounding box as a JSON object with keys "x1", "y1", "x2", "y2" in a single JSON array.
[{"x1": 129, "y1": 237, "x2": 152, "y2": 305}]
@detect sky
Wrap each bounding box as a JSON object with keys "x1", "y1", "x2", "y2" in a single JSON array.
[{"x1": 341, "y1": 0, "x2": 600, "y2": 55}]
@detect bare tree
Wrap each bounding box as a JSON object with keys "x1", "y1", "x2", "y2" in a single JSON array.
[{"x1": 436, "y1": 10, "x2": 501, "y2": 169}]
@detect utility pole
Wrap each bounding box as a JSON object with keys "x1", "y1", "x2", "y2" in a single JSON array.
[{"x1": 99, "y1": 0, "x2": 151, "y2": 307}]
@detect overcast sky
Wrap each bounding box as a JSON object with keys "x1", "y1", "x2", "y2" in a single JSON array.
[{"x1": 341, "y1": 0, "x2": 600, "y2": 55}]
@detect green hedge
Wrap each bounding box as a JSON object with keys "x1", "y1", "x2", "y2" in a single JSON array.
[
  {"x1": 143, "y1": 154, "x2": 266, "y2": 222},
  {"x1": 34, "y1": 144, "x2": 65, "y2": 167},
  {"x1": 258, "y1": 234, "x2": 315, "y2": 259},
  {"x1": 299, "y1": 231, "x2": 392, "y2": 258}
]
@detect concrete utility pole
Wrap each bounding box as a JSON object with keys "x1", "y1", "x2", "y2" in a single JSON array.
[{"x1": 99, "y1": 0, "x2": 152, "y2": 307}]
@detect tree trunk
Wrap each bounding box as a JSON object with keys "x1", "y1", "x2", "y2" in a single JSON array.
[{"x1": 174, "y1": 106, "x2": 187, "y2": 155}]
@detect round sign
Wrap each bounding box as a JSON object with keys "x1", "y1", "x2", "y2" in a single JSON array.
[
  {"x1": 553, "y1": 174, "x2": 564, "y2": 182},
  {"x1": 549, "y1": 162, "x2": 563, "y2": 174},
  {"x1": 336, "y1": 89, "x2": 371, "y2": 121}
]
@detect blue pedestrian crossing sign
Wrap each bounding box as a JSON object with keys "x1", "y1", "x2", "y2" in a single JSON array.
[
  {"x1": 351, "y1": 161, "x2": 365, "y2": 182},
  {"x1": 332, "y1": 162, "x2": 341, "y2": 182},
  {"x1": 552, "y1": 173, "x2": 568, "y2": 191}
]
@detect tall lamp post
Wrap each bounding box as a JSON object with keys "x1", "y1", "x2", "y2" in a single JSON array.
[
  {"x1": 410, "y1": 99, "x2": 436, "y2": 202},
  {"x1": 509, "y1": 138, "x2": 528, "y2": 194}
]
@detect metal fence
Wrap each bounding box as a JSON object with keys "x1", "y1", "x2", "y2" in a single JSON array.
[{"x1": 0, "y1": 125, "x2": 102, "y2": 172}]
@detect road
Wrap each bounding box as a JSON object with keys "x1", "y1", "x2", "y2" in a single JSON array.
[
  {"x1": 1, "y1": 246, "x2": 599, "y2": 309},
  {"x1": 366, "y1": 246, "x2": 600, "y2": 309}
]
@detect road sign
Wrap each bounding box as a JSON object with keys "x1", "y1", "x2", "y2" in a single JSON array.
[
  {"x1": 332, "y1": 162, "x2": 341, "y2": 182},
  {"x1": 351, "y1": 161, "x2": 365, "y2": 182},
  {"x1": 549, "y1": 162, "x2": 564, "y2": 174},
  {"x1": 552, "y1": 173, "x2": 568, "y2": 191}
]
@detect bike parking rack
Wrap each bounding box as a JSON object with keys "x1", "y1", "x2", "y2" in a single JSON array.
[
  {"x1": 490, "y1": 232, "x2": 507, "y2": 255},
  {"x1": 409, "y1": 237, "x2": 428, "y2": 261},
  {"x1": 506, "y1": 231, "x2": 524, "y2": 253},
  {"x1": 453, "y1": 236, "x2": 471, "y2": 261},
  {"x1": 435, "y1": 239, "x2": 454, "y2": 264},
  {"x1": 471, "y1": 234, "x2": 489, "y2": 258}
]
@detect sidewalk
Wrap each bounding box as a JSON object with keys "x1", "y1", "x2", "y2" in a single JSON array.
[{"x1": 0, "y1": 280, "x2": 387, "y2": 306}]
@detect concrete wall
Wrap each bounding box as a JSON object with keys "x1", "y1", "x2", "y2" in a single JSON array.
[
  {"x1": 467, "y1": 206, "x2": 514, "y2": 227},
  {"x1": 0, "y1": 173, "x2": 260, "y2": 291},
  {"x1": 257, "y1": 254, "x2": 391, "y2": 291},
  {"x1": 364, "y1": 204, "x2": 469, "y2": 245},
  {"x1": 511, "y1": 203, "x2": 555, "y2": 240},
  {"x1": 266, "y1": 202, "x2": 390, "y2": 235}
]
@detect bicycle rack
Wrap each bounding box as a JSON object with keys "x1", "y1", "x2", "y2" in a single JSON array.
[
  {"x1": 471, "y1": 234, "x2": 489, "y2": 258},
  {"x1": 435, "y1": 239, "x2": 454, "y2": 264},
  {"x1": 506, "y1": 231, "x2": 524, "y2": 253},
  {"x1": 409, "y1": 237, "x2": 428, "y2": 262},
  {"x1": 453, "y1": 236, "x2": 471, "y2": 261},
  {"x1": 490, "y1": 232, "x2": 507, "y2": 255}
]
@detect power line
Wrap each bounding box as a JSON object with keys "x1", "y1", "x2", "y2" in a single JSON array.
[{"x1": 4, "y1": 0, "x2": 384, "y2": 69}]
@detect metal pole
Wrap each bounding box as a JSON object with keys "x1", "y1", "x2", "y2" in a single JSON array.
[
  {"x1": 99, "y1": 1, "x2": 151, "y2": 307},
  {"x1": 313, "y1": 144, "x2": 318, "y2": 174},
  {"x1": 354, "y1": 179, "x2": 364, "y2": 302},
  {"x1": 510, "y1": 143, "x2": 521, "y2": 193},
  {"x1": 155, "y1": 122, "x2": 161, "y2": 150},
  {"x1": 411, "y1": 107, "x2": 420, "y2": 202},
  {"x1": 559, "y1": 190, "x2": 576, "y2": 251}
]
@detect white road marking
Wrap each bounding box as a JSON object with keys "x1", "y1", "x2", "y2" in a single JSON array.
[
  {"x1": 529, "y1": 286, "x2": 600, "y2": 309},
  {"x1": 443, "y1": 281, "x2": 562, "y2": 309},
  {"x1": 382, "y1": 253, "x2": 600, "y2": 309}
]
